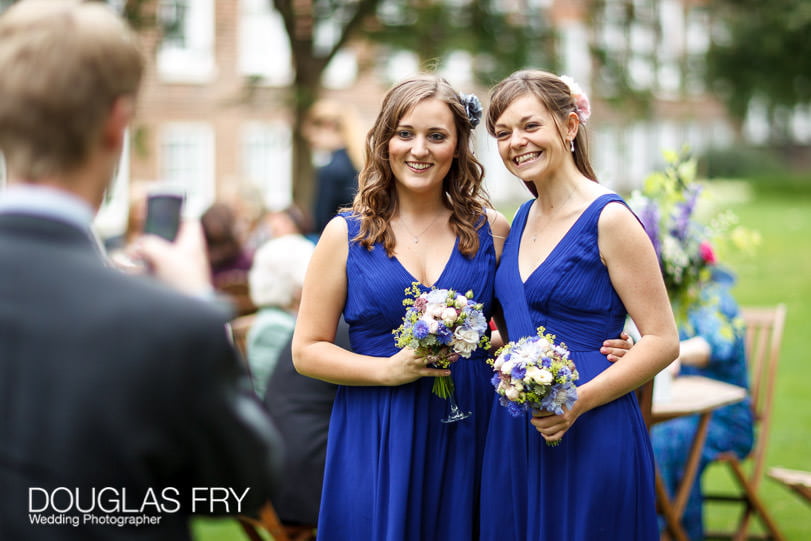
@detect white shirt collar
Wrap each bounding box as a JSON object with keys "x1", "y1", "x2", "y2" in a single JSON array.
[{"x1": 0, "y1": 183, "x2": 95, "y2": 231}]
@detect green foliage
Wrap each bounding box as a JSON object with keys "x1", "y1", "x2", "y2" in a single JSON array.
[
  {"x1": 585, "y1": 0, "x2": 655, "y2": 117},
  {"x1": 363, "y1": 0, "x2": 557, "y2": 85},
  {"x1": 706, "y1": 0, "x2": 811, "y2": 132},
  {"x1": 699, "y1": 146, "x2": 784, "y2": 179}
]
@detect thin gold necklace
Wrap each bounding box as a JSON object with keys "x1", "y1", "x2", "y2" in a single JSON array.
[{"x1": 399, "y1": 213, "x2": 441, "y2": 244}]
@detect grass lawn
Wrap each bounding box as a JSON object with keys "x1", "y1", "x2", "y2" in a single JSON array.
[
  {"x1": 700, "y1": 183, "x2": 811, "y2": 539},
  {"x1": 193, "y1": 179, "x2": 811, "y2": 541}
]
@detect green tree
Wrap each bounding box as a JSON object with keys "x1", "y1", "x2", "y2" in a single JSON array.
[
  {"x1": 706, "y1": 0, "x2": 811, "y2": 143},
  {"x1": 271, "y1": 0, "x2": 381, "y2": 210},
  {"x1": 363, "y1": 0, "x2": 557, "y2": 87}
]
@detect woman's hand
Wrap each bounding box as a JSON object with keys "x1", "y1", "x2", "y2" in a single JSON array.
[
  {"x1": 601, "y1": 331, "x2": 634, "y2": 363},
  {"x1": 530, "y1": 405, "x2": 581, "y2": 445},
  {"x1": 382, "y1": 348, "x2": 451, "y2": 386}
]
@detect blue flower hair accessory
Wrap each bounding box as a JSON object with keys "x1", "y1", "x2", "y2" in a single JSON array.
[{"x1": 459, "y1": 93, "x2": 482, "y2": 129}]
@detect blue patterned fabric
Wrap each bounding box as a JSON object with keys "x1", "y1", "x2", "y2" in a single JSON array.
[
  {"x1": 651, "y1": 268, "x2": 754, "y2": 540},
  {"x1": 481, "y1": 194, "x2": 659, "y2": 540},
  {"x1": 316, "y1": 213, "x2": 496, "y2": 541}
]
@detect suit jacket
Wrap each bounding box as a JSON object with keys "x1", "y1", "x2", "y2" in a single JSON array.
[{"x1": 0, "y1": 213, "x2": 282, "y2": 540}]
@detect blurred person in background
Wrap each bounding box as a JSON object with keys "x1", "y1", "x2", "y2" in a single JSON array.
[
  {"x1": 651, "y1": 266, "x2": 754, "y2": 540},
  {"x1": 0, "y1": 2, "x2": 282, "y2": 539},
  {"x1": 246, "y1": 203, "x2": 315, "y2": 253},
  {"x1": 304, "y1": 99, "x2": 364, "y2": 234},
  {"x1": 246, "y1": 234, "x2": 314, "y2": 399},
  {"x1": 200, "y1": 201, "x2": 255, "y2": 315},
  {"x1": 262, "y1": 319, "x2": 343, "y2": 541}
]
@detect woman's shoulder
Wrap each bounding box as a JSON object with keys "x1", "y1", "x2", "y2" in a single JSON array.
[{"x1": 484, "y1": 207, "x2": 510, "y2": 238}]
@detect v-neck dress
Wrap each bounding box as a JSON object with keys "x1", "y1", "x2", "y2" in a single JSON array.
[
  {"x1": 480, "y1": 194, "x2": 658, "y2": 540},
  {"x1": 316, "y1": 212, "x2": 497, "y2": 541}
]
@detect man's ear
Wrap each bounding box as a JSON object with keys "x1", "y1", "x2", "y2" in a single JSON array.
[{"x1": 102, "y1": 96, "x2": 135, "y2": 152}]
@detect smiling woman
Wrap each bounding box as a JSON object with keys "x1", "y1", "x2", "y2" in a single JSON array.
[
  {"x1": 290, "y1": 74, "x2": 510, "y2": 541},
  {"x1": 479, "y1": 70, "x2": 679, "y2": 541}
]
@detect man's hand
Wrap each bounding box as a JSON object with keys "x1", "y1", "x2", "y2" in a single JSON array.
[{"x1": 129, "y1": 220, "x2": 213, "y2": 296}]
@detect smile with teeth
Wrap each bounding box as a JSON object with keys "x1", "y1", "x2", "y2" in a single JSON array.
[
  {"x1": 406, "y1": 161, "x2": 432, "y2": 171},
  {"x1": 514, "y1": 152, "x2": 541, "y2": 165}
]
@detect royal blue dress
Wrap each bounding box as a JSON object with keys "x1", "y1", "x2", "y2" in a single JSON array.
[
  {"x1": 316, "y1": 213, "x2": 496, "y2": 541},
  {"x1": 480, "y1": 194, "x2": 658, "y2": 540}
]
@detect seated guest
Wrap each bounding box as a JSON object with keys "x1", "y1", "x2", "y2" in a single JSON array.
[
  {"x1": 246, "y1": 234, "x2": 314, "y2": 399},
  {"x1": 263, "y1": 320, "x2": 344, "y2": 541},
  {"x1": 201, "y1": 201, "x2": 255, "y2": 314},
  {"x1": 651, "y1": 267, "x2": 755, "y2": 540}
]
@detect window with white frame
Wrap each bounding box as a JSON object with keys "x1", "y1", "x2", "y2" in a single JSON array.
[
  {"x1": 159, "y1": 123, "x2": 215, "y2": 216},
  {"x1": 241, "y1": 122, "x2": 292, "y2": 211},
  {"x1": 156, "y1": 0, "x2": 214, "y2": 83},
  {"x1": 239, "y1": 0, "x2": 293, "y2": 85}
]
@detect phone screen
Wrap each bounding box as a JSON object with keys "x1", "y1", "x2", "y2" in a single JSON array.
[{"x1": 144, "y1": 193, "x2": 183, "y2": 241}]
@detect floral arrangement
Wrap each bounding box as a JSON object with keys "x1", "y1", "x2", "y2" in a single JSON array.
[
  {"x1": 394, "y1": 282, "x2": 490, "y2": 399},
  {"x1": 459, "y1": 93, "x2": 482, "y2": 129},
  {"x1": 559, "y1": 74, "x2": 591, "y2": 124},
  {"x1": 628, "y1": 149, "x2": 760, "y2": 323},
  {"x1": 487, "y1": 327, "x2": 578, "y2": 446}
]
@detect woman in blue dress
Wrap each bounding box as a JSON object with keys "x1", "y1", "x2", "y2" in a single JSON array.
[
  {"x1": 651, "y1": 267, "x2": 754, "y2": 540},
  {"x1": 292, "y1": 75, "x2": 511, "y2": 541},
  {"x1": 479, "y1": 70, "x2": 680, "y2": 540}
]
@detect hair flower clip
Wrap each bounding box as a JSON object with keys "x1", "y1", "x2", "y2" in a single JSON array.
[
  {"x1": 459, "y1": 93, "x2": 482, "y2": 129},
  {"x1": 559, "y1": 75, "x2": 591, "y2": 125}
]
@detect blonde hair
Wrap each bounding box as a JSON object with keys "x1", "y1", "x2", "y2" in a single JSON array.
[
  {"x1": 0, "y1": 0, "x2": 143, "y2": 180},
  {"x1": 351, "y1": 75, "x2": 490, "y2": 257},
  {"x1": 306, "y1": 99, "x2": 365, "y2": 171},
  {"x1": 486, "y1": 70, "x2": 598, "y2": 196}
]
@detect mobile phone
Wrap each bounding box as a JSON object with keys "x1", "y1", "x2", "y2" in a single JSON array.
[{"x1": 144, "y1": 191, "x2": 184, "y2": 241}]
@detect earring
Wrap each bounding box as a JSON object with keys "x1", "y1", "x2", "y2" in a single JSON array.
[{"x1": 570, "y1": 139, "x2": 575, "y2": 153}]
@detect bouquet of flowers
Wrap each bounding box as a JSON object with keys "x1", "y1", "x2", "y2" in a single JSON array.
[
  {"x1": 393, "y1": 282, "x2": 490, "y2": 400},
  {"x1": 487, "y1": 327, "x2": 578, "y2": 446},
  {"x1": 628, "y1": 149, "x2": 760, "y2": 324}
]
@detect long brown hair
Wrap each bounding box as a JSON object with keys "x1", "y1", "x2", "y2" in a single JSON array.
[
  {"x1": 349, "y1": 74, "x2": 490, "y2": 257},
  {"x1": 486, "y1": 70, "x2": 598, "y2": 196}
]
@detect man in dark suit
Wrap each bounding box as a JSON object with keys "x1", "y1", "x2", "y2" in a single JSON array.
[{"x1": 0, "y1": 1, "x2": 281, "y2": 539}]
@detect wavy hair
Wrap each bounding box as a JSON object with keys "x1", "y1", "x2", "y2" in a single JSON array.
[
  {"x1": 486, "y1": 70, "x2": 598, "y2": 196},
  {"x1": 349, "y1": 74, "x2": 490, "y2": 257}
]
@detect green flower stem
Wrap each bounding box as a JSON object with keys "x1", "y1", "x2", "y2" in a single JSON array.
[{"x1": 432, "y1": 375, "x2": 454, "y2": 399}]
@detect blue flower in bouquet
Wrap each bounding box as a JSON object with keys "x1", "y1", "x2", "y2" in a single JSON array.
[
  {"x1": 394, "y1": 282, "x2": 490, "y2": 399},
  {"x1": 540, "y1": 383, "x2": 578, "y2": 416},
  {"x1": 413, "y1": 319, "x2": 430, "y2": 340},
  {"x1": 487, "y1": 327, "x2": 578, "y2": 446}
]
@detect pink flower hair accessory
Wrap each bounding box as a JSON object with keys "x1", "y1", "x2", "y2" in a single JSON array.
[{"x1": 559, "y1": 74, "x2": 591, "y2": 125}]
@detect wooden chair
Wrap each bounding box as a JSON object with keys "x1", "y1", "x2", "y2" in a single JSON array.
[
  {"x1": 227, "y1": 313, "x2": 292, "y2": 541},
  {"x1": 703, "y1": 303, "x2": 787, "y2": 540},
  {"x1": 768, "y1": 466, "x2": 811, "y2": 506},
  {"x1": 217, "y1": 273, "x2": 257, "y2": 317},
  {"x1": 228, "y1": 312, "x2": 258, "y2": 367}
]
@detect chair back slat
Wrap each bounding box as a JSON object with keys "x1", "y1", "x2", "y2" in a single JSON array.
[{"x1": 740, "y1": 304, "x2": 787, "y2": 489}]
